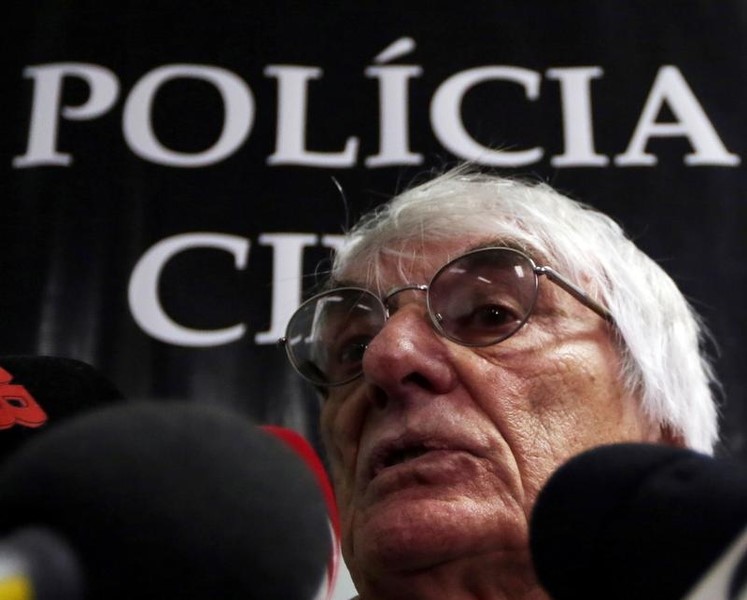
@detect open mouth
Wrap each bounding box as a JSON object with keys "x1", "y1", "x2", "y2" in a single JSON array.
[
  {"x1": 383, "y1": 444, "x2": 431, "y2": 468},
  {"x1": 370, "y1": 441, "x2": 445, "y2": 478}
]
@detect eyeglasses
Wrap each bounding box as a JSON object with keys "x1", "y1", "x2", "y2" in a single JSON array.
[{"x1": 279, "y1": 246, "x2": 613, "y2": 387}]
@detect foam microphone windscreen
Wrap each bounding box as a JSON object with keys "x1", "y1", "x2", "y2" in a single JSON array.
[
  {"x1": 0, "y1": 401, "x2": 332, "y2": 600},
  {"x1": 0, "y1": 355, "x2": 125, "y2": 461},
  {"x1": 529, "y1": 443, "x2": 747, "y2": 600}
]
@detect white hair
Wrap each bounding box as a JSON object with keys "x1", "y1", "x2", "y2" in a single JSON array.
[{"x1": 330, "y1": 166, "x2": 720, "y2": 454}]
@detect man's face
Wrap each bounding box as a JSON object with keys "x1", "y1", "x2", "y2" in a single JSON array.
[{"x1": 320, "y1": 239, "x2": 665, "y2": 594}]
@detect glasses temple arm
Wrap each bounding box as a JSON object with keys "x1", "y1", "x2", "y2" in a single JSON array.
[{"x1": 536, "y1": 267, "x2": 614, "y2": 323}]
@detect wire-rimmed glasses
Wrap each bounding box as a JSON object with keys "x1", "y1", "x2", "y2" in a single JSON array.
[{"x1": 279, "y1": 246, "x2": 612, "y2": 387}]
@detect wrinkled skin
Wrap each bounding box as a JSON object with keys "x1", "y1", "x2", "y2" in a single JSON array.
[{"x1": 321, "y1": 239, "x2": 674, "y2": 600}]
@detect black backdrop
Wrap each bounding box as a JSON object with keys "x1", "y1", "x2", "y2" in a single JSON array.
[{"x1": 4, "y1": 2, "x2": 746, "y2": 466}]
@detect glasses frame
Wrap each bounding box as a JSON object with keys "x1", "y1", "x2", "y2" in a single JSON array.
[{"x1": 279, "y1": 246, "x2": 613, "y2": 387}]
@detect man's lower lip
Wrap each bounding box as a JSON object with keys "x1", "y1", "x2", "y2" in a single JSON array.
[{"x1": 368, "y1": 449, "x2": 476, "y2": 489}]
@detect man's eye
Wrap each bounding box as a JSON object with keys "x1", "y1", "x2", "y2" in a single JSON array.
[
  {"x1": 336, "y1": 335, "x2": 371, "y2": 365},
  {"x1": 462, "y1": 304, "x2": 519, "y2": 330}
]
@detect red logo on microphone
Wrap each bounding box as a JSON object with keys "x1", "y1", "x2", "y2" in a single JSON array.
[{"x1": 0, "y1": 367, "x2": 48, "y2": 429}]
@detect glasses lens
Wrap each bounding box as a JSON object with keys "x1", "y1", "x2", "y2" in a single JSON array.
[
  {"x1": 284, "y1": 288, "x2": 386, "y2": 386},
  {"x1": 428, "y1": 248, "x2": 538, "y2": 346}
]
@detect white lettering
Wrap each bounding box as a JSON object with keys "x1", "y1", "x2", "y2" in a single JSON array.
[
  {"x1": 265, "y1": 65, "x2": 359, "y2": 167},
  {"x1": 365, "y1": 65, "x2": 423, "y2": 167},
  {"x1": 547, "y1": 67, "x2": 609, "y2": 167},
  {"x1": 128, "y1": 233, "x2": 249, "y2": 346},
  {"x1": 616, "y1": 66, "x2": 740, "y2": 166},
  {"x1": 320, "y1": 234, "x2": 345, "y2": 253},
  {"x1": 364, "y1": 38, "x2": 423, "y2": 167},
  {"x1": 430, "y1": 66, "x2": 543, "y2": 166},
  {"x1": 13, "y1": 58, "x2": 741, "y2": 171},
  {"x1": 254, "y1": 233, "x2": 318, "y2": 344},
  {"x1": 123, "y1": 64, "x2": 254, "y2": 167},
  {"x1": 14, "y1": 63, "x2": 119, "y2": 167}
]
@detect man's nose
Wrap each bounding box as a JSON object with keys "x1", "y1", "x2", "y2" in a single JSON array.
[{"x1": 361, "y1": 300, "x2": 457, "y2": 407}]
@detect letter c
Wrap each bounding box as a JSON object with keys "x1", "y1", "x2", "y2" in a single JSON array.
[
  {"x1": 128, "y1": 233, "x2": 249, "y2": 346},
  {"x1": 430, "y1": 66, "x2": 543, "y2": 166}
]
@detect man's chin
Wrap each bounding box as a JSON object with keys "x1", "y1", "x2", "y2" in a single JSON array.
[{"x1": 350, "y1": 494, "x2": 527, "y2": 574}]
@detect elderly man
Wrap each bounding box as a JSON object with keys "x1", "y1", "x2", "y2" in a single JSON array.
[{"x1": 281, "y1": 167, "x2": 719, "y2": 599}]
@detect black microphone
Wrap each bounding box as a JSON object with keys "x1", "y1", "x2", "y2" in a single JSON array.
[
  {"x1": 529, "y1": 443, "x2": 747, "y2": 600},
  {"x1": 0, "y1": 401, "x2": 332, "y2": 600},
  {"x1": 0, "y1": 355, "x2": 125, "y2": 461}
]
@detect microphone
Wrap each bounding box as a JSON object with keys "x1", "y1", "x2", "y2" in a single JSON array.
[
  {"x1": 529, "y1": 443, "x2": 747, "y2": 600},
  {"x1": 0, "y1": 401, "x2": 332, "y2": 599},
  {"x1": 0, "y1": 355, "x2": 125, "y2": 461}
]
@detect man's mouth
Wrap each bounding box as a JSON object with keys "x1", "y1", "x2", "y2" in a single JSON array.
[
  {"x1": 369, "y1": 440, "x2": 449, "y2": 479},
  {"x1": 382, "y1": 444, "x2": 431, "y2": 468}
]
